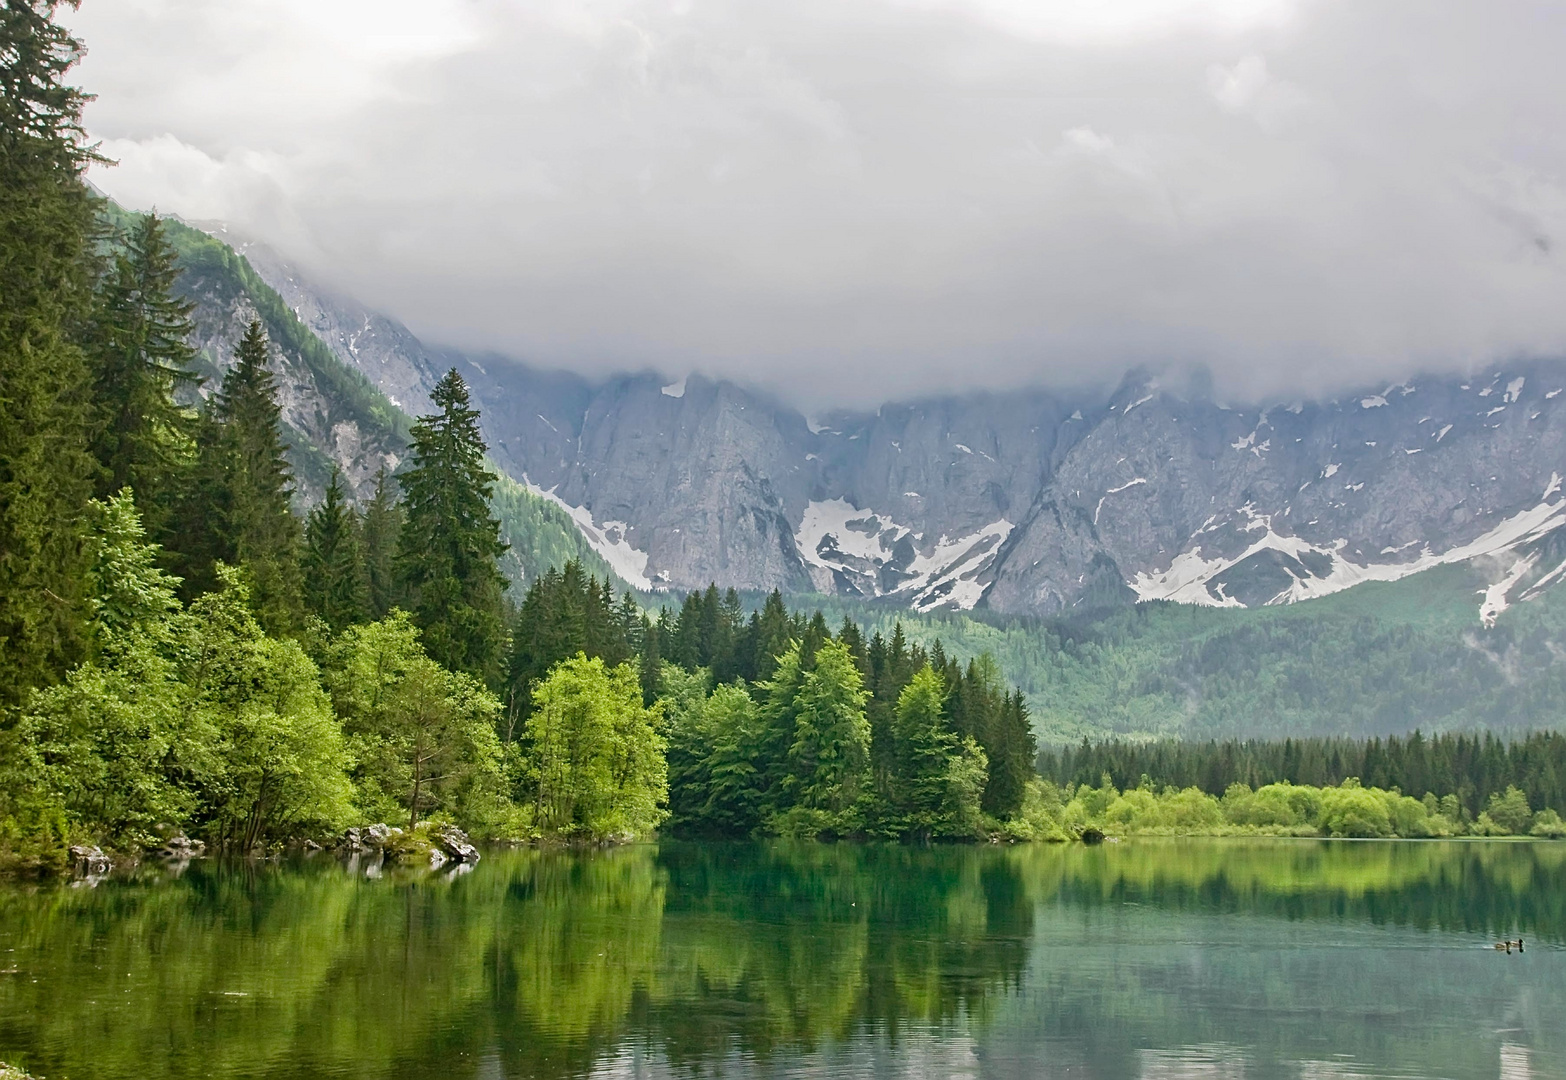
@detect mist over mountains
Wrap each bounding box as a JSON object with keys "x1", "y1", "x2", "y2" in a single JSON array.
[{"x1": 206, "y1": 226, "x2": 1566, "y2": 628}]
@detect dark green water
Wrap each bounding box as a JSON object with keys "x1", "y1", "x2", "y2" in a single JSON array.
[{"x1": 1, "y1": 840, "x2": 1561, "y2": 1079}]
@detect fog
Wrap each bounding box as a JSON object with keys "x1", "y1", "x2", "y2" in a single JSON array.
[{"x1": 69, "y1": 0, "x2": 1566, "y2": 407}]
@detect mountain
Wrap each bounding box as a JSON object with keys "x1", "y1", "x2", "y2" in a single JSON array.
[
  {"x1": 207, "y1": 231, "x2": 1566, "y2": 628},
  {"x1": 122, "y1": 212, "x2": 1566, "y2": 739},
  {"x1": 99, "y1": 205, "x2": 621, "y2": 590}
]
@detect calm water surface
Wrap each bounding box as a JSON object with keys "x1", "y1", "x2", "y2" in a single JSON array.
[{"x1": 0, "y1": 840, "x2": 1561, "y2": 1079}]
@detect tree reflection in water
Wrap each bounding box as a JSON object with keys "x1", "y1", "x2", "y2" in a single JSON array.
[{"x1": 0, "y1": 839, "x2": 1562, "y2": 1079}]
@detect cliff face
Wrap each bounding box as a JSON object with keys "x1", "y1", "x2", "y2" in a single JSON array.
[
  {"x1": 220, "y1": 230, "x2": 1566, "y2": 620},
  {"x1": 147, "y1": 212, "x2": 614, "y2": 589}
]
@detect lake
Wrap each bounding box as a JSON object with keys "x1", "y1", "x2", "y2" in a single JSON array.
[{"x1": 0, "y1": 840, "x2": 1560, "y2": 1079}]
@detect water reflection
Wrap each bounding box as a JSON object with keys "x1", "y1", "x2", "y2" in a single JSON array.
[{"x1": 0, "y1": 840, "x2": 1560, "y2": 1079}]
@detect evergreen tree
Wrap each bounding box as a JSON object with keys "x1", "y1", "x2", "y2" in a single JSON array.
[
  {"x1": 206, "y1": 320, "x2": 302, "y2": 633},
  {"x1": 893, "y1": 665, "x2": 955, "y2": 837},
  {"x1": 360, "y1": 466, "x2": 403, "y2": 618},
  {"x1": 87, "y1": 211, "x2": 198, "y2": 529},
  {"x1": 780, "y1": 638, "x2": 871, "y2": 829},
  {"x1": 0, "y1": 0, "x2": 100, "y2": 703},
  {"x1": 753, "y1": 590, "x2": 792, "y2": 680},
  {"x1": 302, "y1": 468, "x2": 368, "y2": 632},
  {"x1": 638, "y1": 614, "x2": 663, "y2": 706},
  {"x1": 395, "y1": 368, "x2": 509, "y2": 685},
  {"x1": 981, "y1": 689, "x2": 1036, "y2": 819}
]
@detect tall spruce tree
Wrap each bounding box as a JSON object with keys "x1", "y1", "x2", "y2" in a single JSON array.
[
  {"x1": 892, "y1": 665, "x2": 955, "y2": 836},
  {"x1": 981, "y1": 689, "x2": 1036, "y2": 819},
  {"x1": 88, "y1": 211, "x2": 198, "y2": 529},
  {"x1": 206, "y1": 320, "x2": 302, "y2": 632},
  {"x1": 396, "y1": 368, "x2": 509, "y2": 685},
  {"x1": 0, "y1": 1, "x2": 101, "y2": 702},
  {"x1": 302, "y1": 468, "x2": 368, "y2": 631},
  {"x1": 360, "y1": 465, "x2": 403, "y2": 618}
]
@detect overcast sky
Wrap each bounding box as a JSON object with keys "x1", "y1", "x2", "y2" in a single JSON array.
[{"x1": 68, "y1": 0, "x2": 1566, "y2": 407}]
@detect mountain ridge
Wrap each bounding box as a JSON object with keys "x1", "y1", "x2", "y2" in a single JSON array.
[{"x1": 193, "y1": 225, "x2": 1566, "y2": 628}]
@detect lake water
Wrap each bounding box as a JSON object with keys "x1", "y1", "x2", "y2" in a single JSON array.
[{"x1": 0, "y1": 840, "x2": 1561, "y2": 1079}]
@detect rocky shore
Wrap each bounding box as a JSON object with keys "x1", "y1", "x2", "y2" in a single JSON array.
[{"x1": 44, "y1": 824, "x2": 483, "y2": 883}]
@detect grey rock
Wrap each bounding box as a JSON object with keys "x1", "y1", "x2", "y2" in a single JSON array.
[
  {"x1": 151, "y1": 835, "x2": 205, "y2": 860},
  {"x1": 69, "y1": 844, "x2": 111, "y2": 876},
  {"x1": 433, "y1": 825, "x2": 481, "y2": 864},
  {"x1": 336, "y1": 825, "x2": 397, "y2": 854}
]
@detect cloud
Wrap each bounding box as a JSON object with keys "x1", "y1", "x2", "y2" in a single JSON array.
[
  {"x1": 1062, "y1": 126, "x2": 1116, "y2": 155},
  {"x1": 66, "y1": 0, "x2": 1566, "y2": 408},
  {"x1": 1207, "y1": 54, "x2": 1269, "y2": 113}
]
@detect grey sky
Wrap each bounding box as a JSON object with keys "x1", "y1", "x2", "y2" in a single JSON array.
[{"x1": 69, "y1": 0, "x2": 1566, "y2": 407}]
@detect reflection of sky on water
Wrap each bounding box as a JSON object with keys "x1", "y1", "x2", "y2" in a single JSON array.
[{"x1": 569, "y1": 899, "x2": 1562, "y2": 1080}]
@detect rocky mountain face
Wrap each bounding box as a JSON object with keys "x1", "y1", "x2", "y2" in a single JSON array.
[
  {"x1": 117, "y1": 209, "x2": 615, "y2": 590},
  {"x1": 164, "y1": 216, "x2": 409, "y2": 504},
  {"x1": 223, "y1": 233, "x2": 1566, "y2": 623}
]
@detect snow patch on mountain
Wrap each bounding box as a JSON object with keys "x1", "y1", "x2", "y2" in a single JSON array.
[
  {"x1": 524, "y1": 479, "x2": 655, "y2": 591},
  {"x1": 1130, "y1": 476, "x2": 1566, "y2": 617},
  {"x1": 794, "y1": 499, "x2": 1012, "y2": 611},
  {"x1": 1094, "y1": 478, "x2": 1148, "y2": 525}
]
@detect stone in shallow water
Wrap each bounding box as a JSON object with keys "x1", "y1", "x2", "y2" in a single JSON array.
[
  {"x1": 68, "y1": 844, "x2": 110, "y2": 876},
  {"x1": 434, "y1": 825, "x2": 481, "y2": 864},
  {"x1": 151, "y1": 836, "x2": 205, "y2": 860}
]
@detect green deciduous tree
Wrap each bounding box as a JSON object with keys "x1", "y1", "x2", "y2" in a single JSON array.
[
  {"x1": 179, "y1": 569, "x2": 351, "y2": 850},
  {"x1": 1479, "y1": 785, "x2": 1534, "y2": 835},
  {"x1": 396, "y1": 368, "x2": 509, "y2": 685},
  {"x1": 325, "y1": 612, "x2": 506, "y2": 831},
  {"x1": 19, "y1": 491, "x2": 192, "y2": 847},
  {"x1": 526, "y1": 654, "x2": 667, "y2": 839}
]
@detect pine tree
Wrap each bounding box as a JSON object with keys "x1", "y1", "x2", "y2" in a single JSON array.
[
  {"x1": 981, "y1": 689, "x2": 1036, "y2": 819},
  {"x1": 0, "y1": 1, "x2": 102, "y2": 703},
  {"x1": 781, "y1": 638, "x2": 871, "y2": 823},
  {"x1": 396, "y1": 368, "x2": 509, "y2": 685},
  {"x1": 88, "y1": 211, "x2": 199, "y2": 530},
  {"x1": 753, "y1": 590, "x2": 791, "y2": 680},
  {"x1": 893, "y1": 664, "x2": 956, "y2": 837},
  {"x1": 302, "y1": 468, "x2": 368, "y2": 631},
  {"x1": 207, "y1": 320, "x2": 302, "y2": 633},
  {"x1": 360, "y1": 466, "x2": 403, "y2": 618},
  {"x1": 638, "y1": 613, "x2": 662, "y2": 706}
]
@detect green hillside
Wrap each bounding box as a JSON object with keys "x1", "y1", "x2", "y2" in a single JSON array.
[
  {"x1": 98, "y1": 202, "x2": 620, "y2": 592},
  {"x1": 776, "y1": 562, "x2": 1564, "y2": 743}
]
